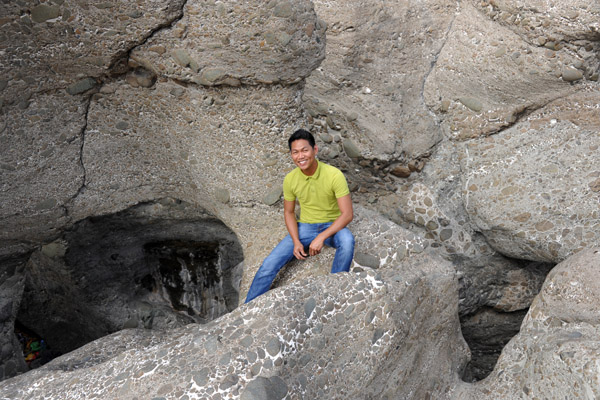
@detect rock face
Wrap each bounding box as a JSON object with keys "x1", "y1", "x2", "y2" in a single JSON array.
[
  {"x1": 0, "y1": 253, "x2": 469, "y2": 400},
  {"x1": 462, "y1": 119, "x2": 600, "y2": 263},
  {"x1": 453, "y1": 248, "x2": 600, "y2": 399},
  {"x1": 1, "y1": 0, "x2": 600, "y2": 397},
  {"x1": 130, "y1": 0, "x2": 326, "y2": 86}
]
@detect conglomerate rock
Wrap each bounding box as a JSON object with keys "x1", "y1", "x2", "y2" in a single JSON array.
[
  {"x1": 0, "y1": 252, "x2": 469, "y2": 400},
  {"x1": 452, "y1": 248, "x2": 600, "y2": 399},
  {"x1": 0, "y1": 0, "x2": 186, "y2": 107},
  {"x1": 461, "y1": 117, "x2": 600, "y2": 263},
  {"x1": 1, "y1": 0, "x2": 600, "y2": 396},
  {"x1": 304, "y1": 0, "x2": 456, "y2": 163},
  {"x1": 130, "y1": 0, "x2": 326, "y2": 86}
]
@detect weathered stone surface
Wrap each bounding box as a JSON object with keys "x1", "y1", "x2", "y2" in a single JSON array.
[
  {"x1": 425, "y1": 0, "x2": 600, "y2": 139},
  {"x1": 0, "y1": 258, "x2": 28, "y2": 381},
  {"x1": 266, "y1": 205, "x2": 427, "y2": 294},
  {"x1": 0, "y1": 253, "x2": 469, "y2": 399},
  {"x1": 303, "y1": 0, "x2": 452, "y2": 163},
  {"x1": 130, "y1": 0, "x2": 326, "y2": 86},
  {"x1": 454, "y1": 248, "x2": 600, "y2": 399},
  {"x1": 461, "y1": 118, "x2": 600, "y2": 263},
  {"x1": 0, "y1": 0, "x2": 185, "y2": 108},
  {"x1": 70, "y1": 80, "x2": 304, "y2": 220},
  {"x1": 0, "y1": 93, "x2": 85, "y2": 253},
  {"x1": 2, "y1": 0, "x2": 600, "y2": 395},
  {"x1": 65, "y1": 77, "x2": 97, "y2": 95}
]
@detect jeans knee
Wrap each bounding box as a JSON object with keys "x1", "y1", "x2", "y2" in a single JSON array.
[{"x1": 339, "y1": 230, "x2": 355, "y2": 249}]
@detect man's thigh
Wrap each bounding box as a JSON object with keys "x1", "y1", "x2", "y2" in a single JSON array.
[{"x1": 325, "y1": 227, "x2": 354, "y2": 248}]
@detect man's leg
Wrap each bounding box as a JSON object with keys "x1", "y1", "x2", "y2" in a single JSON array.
[
  {"x1": 244, "y1": 235, "x2": 295, "y2": 303},
  {"x1": 245, "y1": 223, "x2": 318, "y2": 303},
  {"x1": 325, "y1": 227, "x2": 355, "y2": 273}
]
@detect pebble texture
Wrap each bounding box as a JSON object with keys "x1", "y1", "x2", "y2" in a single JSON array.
[
  {"x1": 267, "y1": 205, "x2": 426, "y2": 292},
  {"x1": 453, "y1": 248, "x2": 600, "y2": 399},
  {"x1": 1, "y1": 0, "x2": 600, "y2": 396},
  {"x1": 424, "y1": 0, "x2": 599, "y2": 140},
  {"x1": 462, "y1": 119, "x2": 600, "y2": 262},
  {"x1": 0, "y1": 253, "x2": 469, "y2": 399},
  {"x1": 303, "y1": 0, "x2": 455, "y2": 162},
  {"x1": 130, "y1": 0, "x2": 326, "y2": 85}
]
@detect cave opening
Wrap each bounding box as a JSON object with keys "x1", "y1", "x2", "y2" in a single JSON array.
[
  {"x1": 459, "y1": 307, "x2": 529, "y2": 382},
  {"x1": 457, "y1": 257, "x2": 555, "y2": 382},
  {"x1": 14, "y1": 200, "x2": 244, "y2": 364},
  {"x1": 143, "y1": 239, "x2": 233, "y2": 323}
]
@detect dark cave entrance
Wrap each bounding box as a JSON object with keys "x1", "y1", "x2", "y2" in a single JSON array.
[
  {"x1": 15, "y1": 200, "x2": 244, "y2": 361},
  {"x1": 456, "y1": 257, "x2": 554, "y2": 382},
  {"x1": 459, "y1": 307, "x2": 529, "y2": 382},
  {"x1": 143, "y1": 240, "x2": 232, "y2": 323}
]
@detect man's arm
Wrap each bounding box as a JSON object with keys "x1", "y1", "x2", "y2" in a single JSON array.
[
  {"x1": 308, "y1": 194, "x2": 353, "y2": 256},
  {"x1": 284, "y1": 199, "x2": 308, "y2": 260}
]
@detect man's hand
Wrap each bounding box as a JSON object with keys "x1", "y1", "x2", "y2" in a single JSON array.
[
  {"x1": 293, "y1": 241, "x2": 308, "y2": 260},
  {"x1": 309, "y1": 235, "x2": 325, "y2": 256}
]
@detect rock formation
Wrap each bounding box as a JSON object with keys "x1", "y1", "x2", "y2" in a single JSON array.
[
  {"x1": 0, "y1": 252, "x2": 470, "y2": 399},
  {"x1": 1, "y1": 0, "x2": 599, "y2": 398}
]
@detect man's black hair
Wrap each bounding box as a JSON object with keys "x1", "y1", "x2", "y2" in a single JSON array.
[{"x1": 288, "y1": 129, "x2": 315, "y2": 150}]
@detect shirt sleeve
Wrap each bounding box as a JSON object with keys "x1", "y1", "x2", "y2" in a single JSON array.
[
  {"x1": 283, "y1": 173, "x2": 296, "y2": 202},
  {"x1": 331, "y1": 169, "x2": 350, "y2": 198}
]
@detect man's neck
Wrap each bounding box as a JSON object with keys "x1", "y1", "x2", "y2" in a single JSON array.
[{"x1": 301, "y1": 160, "x2": 318, "y2": 176}]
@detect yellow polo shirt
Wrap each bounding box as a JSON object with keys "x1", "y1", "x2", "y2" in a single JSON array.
[{"x1": 283, "y1": 161, "x2": 350, "y2": 223}]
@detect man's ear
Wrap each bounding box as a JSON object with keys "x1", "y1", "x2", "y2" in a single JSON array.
[{"x1": 314, "y1": 145, "x2": 318, "y2": 155}]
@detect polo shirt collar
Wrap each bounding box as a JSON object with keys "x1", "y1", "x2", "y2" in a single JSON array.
[{"x1": 303, "y1": 159, "x2": 321, "y2": 180}]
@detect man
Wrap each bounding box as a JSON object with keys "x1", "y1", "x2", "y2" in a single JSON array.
[{"x1": 245, "y1": 129, "x2": 355, "y2": 303}]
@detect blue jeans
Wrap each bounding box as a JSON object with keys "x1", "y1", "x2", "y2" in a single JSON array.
[{"x1": 245, "y1": 222, "x2": 355, "y2": 303}]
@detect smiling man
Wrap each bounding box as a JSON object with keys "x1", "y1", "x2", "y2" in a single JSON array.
[{"x1": 245, "y1": 129, "x2": 355, "y2": 303}]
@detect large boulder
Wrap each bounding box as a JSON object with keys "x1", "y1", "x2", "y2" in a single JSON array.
[
  {"x1": 130, "y1": 0, "x2": 326, "y2": 86},
  {"x1": 453, "y1": 248, "x2": 600, "y2": 399},
  {"x1": 461, "y1": 117, "x2": 600, "y2": 263},
  {"x1": 245, "y1": 205, "x2": 427, "y2": 299},
  {"x1": 0, "y1": 252, "x2": 469, "y2": 399},
  {"x1": 304, "y1": 0, "x2": 455, "y2": 164},
  {"x1": 423, "y1": 0, "x2": 598, "y2": 140}
]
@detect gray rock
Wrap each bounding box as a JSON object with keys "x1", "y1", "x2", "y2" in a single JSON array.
[
  {"x1": 66, "y1": 78, "x2": 97, "y2": 95},
  {"x1": 461, "y1": 118, "x2": 600, "y2": 262},
  {"x1": 263, "y1": 187, "x2": 283, "y2": 206},
  {"x1": 241, "y1": 376, "x2": 288, "y2": 400},
  {"x1": 131, "y1": 0, "x2": 325, "y2": 86},
  {"x1": 342, "y1": 139, "x2": 360, "y2": 158},
  {"x1": 215, "y1": 188, "x2": 230, "y2": 204},
  {"x1": 0, "y1": 253, "x2": 469, "y2": 399},
  {"x1": 273, "y1": 2, "x2": 294, "y2": 18},
  {"x1": 458, "y1": 97, "x2": 483, "y2": 112},
  {"x1": 562, "y1": 67, "x2": 583, "y2": 82},
  {"x1": 31, "y1": 4, "x2": 60, "y2": 23},
  {"x1": 354, "y1": 252, "x2": 379, "y2": 269}
]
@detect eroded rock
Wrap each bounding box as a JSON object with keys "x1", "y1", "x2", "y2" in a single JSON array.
[
  {"x1": 130, "y1": 0, "x2": 326, "y2": 86},
  {"x1": 462, "y1": 119, "x2": 600, "y2": 263},
  {"x1": 454, "y1": 248, "x2": 600, "y2": 399},
  {"x1": 0, "y1": 253, "x2": 469, "y2": 399}
]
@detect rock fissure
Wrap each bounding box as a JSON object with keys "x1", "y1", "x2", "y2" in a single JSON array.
[
  {"x1": 69, "y1": 98, "x2": 91, "y2": 209},
  {"x1": 105, "y1": 1, "x2": 188, "y2": 76}
]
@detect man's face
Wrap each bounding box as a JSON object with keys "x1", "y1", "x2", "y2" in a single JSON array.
[{"x1": 290, "y1": 139, "x2": 318, "y2": 175}]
